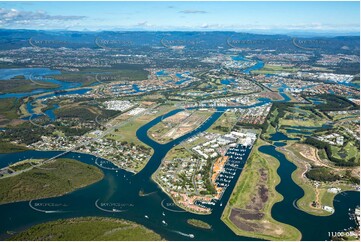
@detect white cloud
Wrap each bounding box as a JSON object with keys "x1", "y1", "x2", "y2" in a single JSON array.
[
  {"x1": 179, "y1": 10, "x2": 207, "y2": 14},
  {"x1": 0, "y1": 8, "x2": 86, "y2": 27}
]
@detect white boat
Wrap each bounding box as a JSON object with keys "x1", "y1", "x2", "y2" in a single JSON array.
[
  {"x1": 162, "y1": 220, "x2": 168, "y2": 225},
  {"x1": 162, "y1": 212, "x2": 165, "y2": 216},
  {"x1": 144, "y1": 215, "x2": 149, "y2": 219}
]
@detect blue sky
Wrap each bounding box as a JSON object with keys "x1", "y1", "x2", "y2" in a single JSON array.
[{"x1": 0, "y1": 1, "x2": 359, "y2": 33}]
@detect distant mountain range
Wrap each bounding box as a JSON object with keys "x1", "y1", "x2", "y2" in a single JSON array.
[{"x1": 0, "y1": 29, "x2": 359, "y2": 54}]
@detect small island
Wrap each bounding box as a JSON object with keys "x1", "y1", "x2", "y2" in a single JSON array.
[
  {"x1": 9, "y1": 217, "x2": 162, "y2": 241},
  {"x1": 187, "y1": 219, "x2": 212, "y2": 230}
]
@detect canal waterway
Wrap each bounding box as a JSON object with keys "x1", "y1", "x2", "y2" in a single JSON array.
[
  {"x1": 0, "y1": 106, "x2": 359, "y2": 241},
  {"x1": 0, "y1": 64, "x2": 359, "y2": 240}
]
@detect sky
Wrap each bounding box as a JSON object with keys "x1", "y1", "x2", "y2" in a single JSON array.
[{"x1": 0, "y1": 1, "x2": 359, "y2": 34}]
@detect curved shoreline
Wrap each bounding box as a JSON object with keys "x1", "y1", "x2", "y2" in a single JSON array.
[
  {"x1": 277, "y1": 143, "x2": 358, "y2": 217},
  {"x1": 0, "y1": 158, "x2": 104, "y2": 206},
  {"x1": 259, "y1": 144, "x2": 360, "y2": 241},
  {"x1": 0, "y1": 104, "x2": 359, "y2": 241},
  {"x1": 221, "y1": 139, "x2": 302, "y2": 241}
]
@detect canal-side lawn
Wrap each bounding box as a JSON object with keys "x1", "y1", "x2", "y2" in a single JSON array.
[
  {"x1": 206, "y1": 111, "x2": 239, "y2": 134},
  {"x1": 221, "y1": 139, "x2": 302, "y2": 241},
  {"x1": 9, "y1": 217, "x2": 162, "y2": 241}
]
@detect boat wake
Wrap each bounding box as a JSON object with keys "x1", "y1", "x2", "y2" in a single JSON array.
[
  {"x1": 172, "y1": 230, "x2": 195, "y2": 239},
  {"x1": 29, "y1": 200, "x2": 69, "y2": 214},
  {"x1": 292, "y1": 199, "x2": 302, "y2": 211}
]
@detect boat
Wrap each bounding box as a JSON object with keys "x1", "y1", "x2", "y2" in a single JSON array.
[
  {"x1": 189, "y1": 234, "x2": 195, "y2": 238},
  {"x1": 144, "y1": 215, "x2": 149, "y2": 219},
  {"x1": 220, "y1": 203, "x2": 223, "y2": 207},
  {"x1": 162, "y1": 212, "x2": 165, "y2": 216},
  {"x1": 162, "y1": 220, "x2": 168, "y2": 225}
]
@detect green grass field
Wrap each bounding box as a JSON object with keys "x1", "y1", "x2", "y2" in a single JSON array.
[
  {"x1": 0, "y1": 158, "x2": 104, "y2": 204},
  {"x1": 251, "y1": 64, "x2": 299, "y2": 74},
  {"x1": 207, "y1": 111, "x2": 238, "y2": 134},
  {"x1": 221, "y1": 139, "x2": 301, "y2": 241},
  {"x1": 9, "y1": 217, "x2": 162, "y2": 241}
]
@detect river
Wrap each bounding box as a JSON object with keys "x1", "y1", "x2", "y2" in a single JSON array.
[
  {"x1": 0, "y1": 105, "x2": 359, "y2": 241},
  {"x1": 0, "y1": 63, "x2": 359, "y2": 240}
]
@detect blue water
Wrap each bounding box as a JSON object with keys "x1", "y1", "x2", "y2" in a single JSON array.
[
  {"x1": 0, "y1": 105, "x2": 358, "y2": 240},
  {"x1": 279, "y1": 92, "x2": 291, "y2": 102},
  {"x1": 308, "y1": 97, "x2": 325, "y2": 105},
  {"x1": 131, "y1": 84, "x2": 140, "y2": 93},
  {"x1": 230, "y1": 55, "x2": 265, "y2": 74},
  {"x1": 259, "y1": 144, "x2": 359, "y2": 240},
  {"x1": 22, "y1": 88, "x2": 92, "y2": 121},
  {"x1": 175, "y1": 78, "x2": 190, "y2": 85},
  {"x1": 257, "y1": 92, "x2": 290, "y2": 103},
  {"x1": 0, "y1": 65, "x2": 358, "y2": 240},
  {"x1": 43, "y1": 104, "x2": 59, "y2": 121},
  {"x1": 269, "y1": 132, "x2": 300, "y2": 141},
  {"x1": 242, "y1": 60, "x2": 264, "y2": 74},
  {"x1": 0, "y1": 68, "x2": 59, "y2": 80},
  {"x1": 284, "y1": 128, "x2": 313, "y2": 135},
  {"x1": 0, "y1": 68, "x2": 81, "y2": 99},
  {"x1": 220, "y1": 79, "x2": 236, "y2": 85},
  {"x1": 156, "y1": 70, "x2": 168, "y2": 76}
]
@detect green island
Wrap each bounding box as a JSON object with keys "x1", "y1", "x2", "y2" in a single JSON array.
[
  {"x1": 187, "y1": 219, "x2": 212, "y2": 230},
  {"x1": 0, "y1": 78, "x2": 59, "y2": 94},
  {"x1": 46, "y1": 67, "x2": 149, "y2": 86},
  {"x1": 9, "y1": 217, "x2": 162, "y2": 241},
  {"x1": 0, "y1": 158, "x2": 104, "y2": 204},
  {"x1": 221, "y1": 139, "x2": 302, "y2": 241}
]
